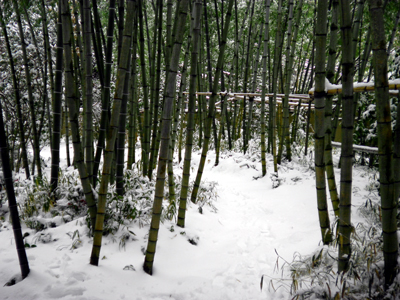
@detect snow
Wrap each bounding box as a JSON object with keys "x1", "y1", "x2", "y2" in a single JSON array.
[
  {"x1": 308, "y1": 78, "x2": 341, "y2": 93},
  {"x1": 0, "y1": 143, "x2": 377, "y2": 299}
]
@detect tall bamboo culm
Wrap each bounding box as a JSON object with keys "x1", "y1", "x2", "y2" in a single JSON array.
[
  {"x1": 143, "y1": 0, "x2": 190, "y2": 275},
  {"x1": 324, "y1": 0, "x2": 339, "y2": 217},
  {"x1": 0, "y1": 100, "x2": 30, "y2": 280},
  {"x1": 314, "y1": 0, "x2": 332, "y2": 245},
  {"x1": 190, "y1": 0, "x2": 234, "y2": 203},
  {"x1": 369, "y1": 0, "x2": 398, "y2": 287},
  {"x1": 90, "y1": 0, "x2": 136, "y2": 266},
  {"x1": 260, "y1": 0, "x2": 271, "y2": 177},
  {"x1": 177, "y1": 0, "x2": 202, "y2": 228},
  {"x1": 338, "y1": 0, "x2": 355, "y2": 273},
  {"x1": 50, "y1": 3, "x2": 64, "y2": 193},
  {"x1": 60, "y1": 0, "x2": 98, "y2": 232}
]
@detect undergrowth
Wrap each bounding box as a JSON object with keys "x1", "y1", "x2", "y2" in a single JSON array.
[
  {"x1": 10, "y1": 162, "x2": 219, "y2": 239},
  {"x1": 262, "y1": 167, "x2": 400, "y2": 299}
]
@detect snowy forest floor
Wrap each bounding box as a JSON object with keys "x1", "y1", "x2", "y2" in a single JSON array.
[{"x1": 0, "y1": 141, "x2": 382, "y2": 299}]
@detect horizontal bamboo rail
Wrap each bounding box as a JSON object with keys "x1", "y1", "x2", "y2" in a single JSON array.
[
  {"x1": 308, "y1": 79, "x2": 400, "y2": 96},
  {"x1": 331, "y1": 141, "x2": 378, "y2": 154},
  {"x1": 184, "y1": 91, "x2": 311, "y2": 101}
]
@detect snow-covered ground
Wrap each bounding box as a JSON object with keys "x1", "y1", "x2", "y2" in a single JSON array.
[{"x1": 0, "y1": 143, "x2": 377, "y2": 299}]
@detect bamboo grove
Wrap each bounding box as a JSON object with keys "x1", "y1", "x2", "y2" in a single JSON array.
[{"x1": 0, "y1": 0, "x2": 400, "y2": 288}]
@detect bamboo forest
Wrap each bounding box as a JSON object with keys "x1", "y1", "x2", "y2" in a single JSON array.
[{"x1": 1, "y1": 0, "x2": 400, "y2": 298}]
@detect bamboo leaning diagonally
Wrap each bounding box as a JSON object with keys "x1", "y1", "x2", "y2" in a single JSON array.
[
  {"x1": 90, "y1": 0, "x2": 137, "y2": 267},
  {"x1": 190, "y1": 0, "x2": 235, "y2": 204},
  {"x1": 143, "y1": 0, "x2": 190, "y2": 275},
  {"x1": 177, "y1": 0, "x2": 202, "y2": 229},
  {"x1": 60, "y1": 0, "x2": 97, "y2": 233}
]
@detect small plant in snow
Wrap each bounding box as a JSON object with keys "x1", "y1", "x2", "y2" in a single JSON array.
[
  {"x1": 104, "y1": 169, "x2": 155, "y2": 234},
  {"x1": 196, "y1": 180, "x2": 218, "y2": 213},
  {"x1": 15, "y1": 175, "x2": 52, "y2": 231},
  {"x1": 55, "y1": 167, "x2": 87, "y2": 222},
  {"x1": 270, "y1": 172, "x2": 284, "y2": 189}
]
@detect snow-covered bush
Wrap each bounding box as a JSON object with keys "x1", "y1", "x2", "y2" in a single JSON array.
[{"x1": 13, "y1": 163, "x2": 220, "y2": 236}]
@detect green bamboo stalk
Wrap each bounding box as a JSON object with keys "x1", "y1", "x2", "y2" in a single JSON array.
[
  {"x1": 65, "y1": 104, "x2": 71, "y2": 167},
  {"x1": 116, "y1": 34, "x2": 133, "y2": 196},
  {"x1": 143, "y1": 0, "x2": 189, "y2": 275},
  {"x1": 260, "y1": 0, "x2": 271, "y2": 177},
  {"x1": 0, "y1": 5, "x2": 30, "y2": 180},
  {"x1": 242, "y1": 0, "x2": 255, "y2": 154},
  {"x1": 148, "y1": 0, "x2": 163, "y2": 180},
  {"x1": 50, "y1": 4, "x2": 64, "y2": 193},
  {"x1": 338, "y1": 0, "x2": 355, "y2": 273},
  {"x1": 93, "y1": 0, "x2": 116, "y2": 186},
  {"x1": 282, "y1": 0, "x2": 303, "y2": 162},
  {"x1": 248, "y1": 21, "x2": 263, "y2": 139},
  {"x1": 177, "y1": 0, "x2": 202, "y2": 228},
  {"x1": 138, "y1": 0, "x2": 151, "y2": 177},
  {"x1": 270, "y1": 0, "x2": 283, "y2": 172},
  {"x1": 215, "y1": 1, "x2": 229, "y2": 166},
  {"x1": 128, "y1": 11, "x2": 139, "y2": 170},
  {"x1": 314, "y1": 0, "x2": 332, "y2": 245},
  {"x1": 0, "y1": 100, "x2": 30, "y2": 280},
  {"x1": 290, "y1": 99, "x2": 301, "y2": 143},
  {"x1": 167, "y1": 33, "x2": 191, "y2": 206},
  {"x1": 41, "y1": 0, "x2": 55, "y2": 112},
  {"x1": 90, "y1": 0, "x2": 136, "y2": 266},
  {"x1": 147, "y1": 1, "x2": 158, "y2": 176},
  {"x1": 60, "y1": 0, "x2": 97, "y2": 232},
  {"x1": 83, "y1": 0, "x2": 94, "y2": 184},
  {"x1": 12, "y1": 0, "x2": 42, "y2": 179},
  {"x1": 369, "y1": 0, "x2": 398, "y2": 286},
  {"x1": 190, "y1": 0, "x2": 234, "y2": 204},
  {"x1": 351, "y1": 0, "x2": 365, "y2": 119},
  {"x1": 232, "y1": 0, "x2": 240, "y2": 141},
  {"x1": 324, "y1": 0, "x2": 339, "y2": 217},
  {"x1": 92, "y1": 0, "x2": 105, "y2": 86},
  {"x1": 277, "y1": 0, "x2": 294, "y2": 164},
  {"x1": 22, "y1": 4, "x2": 51, "y2": 144}
]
